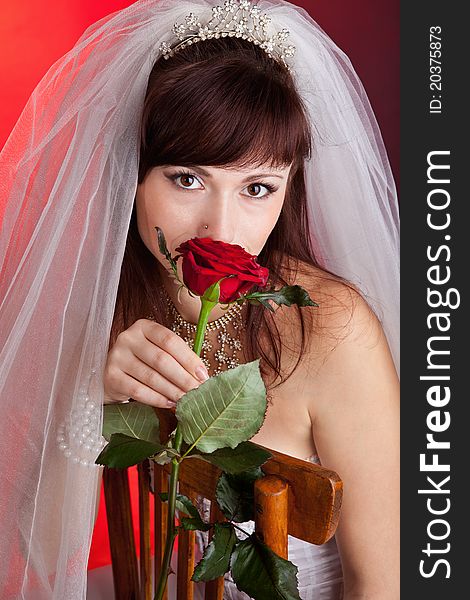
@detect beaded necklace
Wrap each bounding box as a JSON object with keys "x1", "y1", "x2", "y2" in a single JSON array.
[{"x1": 150, "y1": 286, "x2": 246, "y2": 376}]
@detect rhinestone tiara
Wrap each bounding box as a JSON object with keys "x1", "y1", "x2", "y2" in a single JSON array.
[{"x1": 158, "y1": 0, "x2": 296, "y2": 70}]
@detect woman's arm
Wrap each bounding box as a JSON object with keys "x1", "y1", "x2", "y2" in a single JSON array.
[{"x1": 308, "y1": 291, "x2": 400, "y2": 599}]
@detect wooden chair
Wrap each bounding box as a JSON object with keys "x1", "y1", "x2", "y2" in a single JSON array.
[{"x1": 103, "y1": 408, "x2": 343, "y2": 600}]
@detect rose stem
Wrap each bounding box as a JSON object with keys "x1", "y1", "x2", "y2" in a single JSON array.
[
  {"x1": 154, "y1": 297, "x2": 214, "y2": 600},
  {"x1": 193, "y1": 298, "x2": 215, "y2": 356},
  {"x1": 154, "y1": 427, "x2": 182, "y2": 600}
]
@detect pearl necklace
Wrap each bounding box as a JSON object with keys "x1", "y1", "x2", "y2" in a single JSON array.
[
  {"x1": 152, "y1": 287, "x2": 245, "y2": 376},
  {"x1": 57, "y1": 368, "x2": 106, "y2": 466}
]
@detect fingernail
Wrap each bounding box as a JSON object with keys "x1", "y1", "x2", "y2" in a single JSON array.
[
  {"x1": 195, "y1": 365, "x2": 209, "y2": 382},
  {"x1": 167, "y1": 400, "x2": 177, "y2": 408}
]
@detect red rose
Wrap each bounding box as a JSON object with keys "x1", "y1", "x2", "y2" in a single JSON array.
[{"x1": 175, "y1": 237, "x2": 269, "y2": 303}]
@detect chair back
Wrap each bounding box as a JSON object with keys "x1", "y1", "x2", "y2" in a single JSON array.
[{"x1": 103, "y1": 408, "x2": 342, "y2": 600}]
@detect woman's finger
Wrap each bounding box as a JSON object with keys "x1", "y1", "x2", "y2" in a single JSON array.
[
  {"x1": 112, "y1": 370, "x2": 178, "y2": 409},
  {"x1": 143, "y1": 320, "x2": 209, "y2": 382},
  {"x1": 122, "y1": 353, "x2": 187, "y2": 404}
]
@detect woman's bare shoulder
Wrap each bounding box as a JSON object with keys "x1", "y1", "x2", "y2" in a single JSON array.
[
  {"x1": 278, "y1": 257, "x2": 398, "y2": 418},
  {"x1": 275, "y1": 257, "x2": 378, "y2": 354},
  {"x1": 293, "y1": 259, "x2": 397, "y2": 382}
]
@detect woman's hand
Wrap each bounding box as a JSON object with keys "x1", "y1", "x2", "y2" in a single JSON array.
[{"x1": 103, "y1": 318, "x2": 209, "y2": 408}]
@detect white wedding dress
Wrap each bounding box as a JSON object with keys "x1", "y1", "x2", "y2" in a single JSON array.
[{"x1": 87, "y1": 454, "x2": 344, "y2": 600}]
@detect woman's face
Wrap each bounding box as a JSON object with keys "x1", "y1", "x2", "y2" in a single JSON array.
[{"x1": 135, "y1": 162, "x2": 292, "y2": 267}]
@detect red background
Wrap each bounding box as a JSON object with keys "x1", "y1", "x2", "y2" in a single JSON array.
[
  {"x1": 0, "y1": 0, "x2": 399, "y2": 180},
  {"x1": 0, "y1": 0, "x2": 399, "y2": 569}
]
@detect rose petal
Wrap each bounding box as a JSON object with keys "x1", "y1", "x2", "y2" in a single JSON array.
[{"x1": 176, "y1": 237, "x2": 269, "y2": 301}]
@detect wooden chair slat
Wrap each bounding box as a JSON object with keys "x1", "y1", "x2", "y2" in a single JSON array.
[
  {"x1": 158, "y1": 445, "x2": 342, "y2": 545},
  {"x1": 203, "y1": 576, "x2": 225, "y2": 600},
  {"x1": 254, "y1": 475, "x2": 289, "y2": 559},
  {"x1": 154, "y1": 464, "x2": 169, "y2": 600},
  {"x1": 103, "y1": 467, "x2": 139, "y2": 600},
  {"x1": 260, "y1": 449, "x2": 342, "y2": 544},
  {"x1": 138, "y1": 461, "x2": 152, "y2": 600}
]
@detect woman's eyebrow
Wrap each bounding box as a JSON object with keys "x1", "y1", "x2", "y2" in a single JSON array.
[{"x1": 180, "y1": 165, "x2": 286, "y2": 182}]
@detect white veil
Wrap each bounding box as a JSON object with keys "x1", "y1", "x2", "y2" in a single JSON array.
[{"x1": 0, "y1": 1, "x2": 399, "y2": 597}]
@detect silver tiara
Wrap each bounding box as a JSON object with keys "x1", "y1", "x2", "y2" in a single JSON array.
[{"x1": 158, "y1": 0, "x2": 296, "y2": 70}]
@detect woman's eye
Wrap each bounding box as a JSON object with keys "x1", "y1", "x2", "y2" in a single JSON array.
[
  {"x1": 244, "y1": 183, "x2": 277, "y2": 198},
  {"x1": 172, "y1": 172, "x2": 203, "y2": 190},
  {"x1": 169, "y1": 171, "x2": 277, "y2": 197}
]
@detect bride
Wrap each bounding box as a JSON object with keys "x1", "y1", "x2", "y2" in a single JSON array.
[{"x1": 0, "y1": 1, "x2": 399, "y2": 599}]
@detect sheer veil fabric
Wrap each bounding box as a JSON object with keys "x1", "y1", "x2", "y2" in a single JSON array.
[{"x1": 0, "y1": 1, "x2": 399, "y2": 597}]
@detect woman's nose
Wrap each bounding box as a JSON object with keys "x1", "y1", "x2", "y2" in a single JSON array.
[{"x1": 198, "y1": 197, "x2": 236, "y2": 243}]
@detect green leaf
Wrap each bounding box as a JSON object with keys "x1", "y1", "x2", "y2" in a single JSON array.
[
  {"x1": 102, "y1": 402, "x2": 160, "y2": 443},
  {"x1": 230, "y1": 534, "x2": 301, "y2": 600},
  {"x1": 216, "y1": 467, "x2": 264, "y2": 523},
  {"x1": 159, "y1": 493, "x2": 211, "y2": 531},
  {"x1": 155, "y1": 226, "x2": 172, "y2": 263},
  {"x1": 190, "y1": 441, "x2": 272, "y2": 474},
  {"x1": 244, "y1": 285, "x2": 319, "y2": 309},
  {"x1": 191, "y1": 522, "x2": 238, "y2": 582},
  {"x1": 96, "y1": 433, "x2": 165, "y2": 468},
  {"x1": 155, "y1": 226, "x2": 180, "y2": 278},
  {"x1": 179, "y1": 517, "x2": 211, "y2": 532},
  {"x1": 176, "y1": 360, "x2": 267, "y2": 454},
  {"x1": 158, "y1": 492, "x2": 200, "y2": 519}
]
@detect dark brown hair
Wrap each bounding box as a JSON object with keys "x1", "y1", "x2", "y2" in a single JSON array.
[{"x1": 112, "y1": 37, "x2": 342, "y2": 389}]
